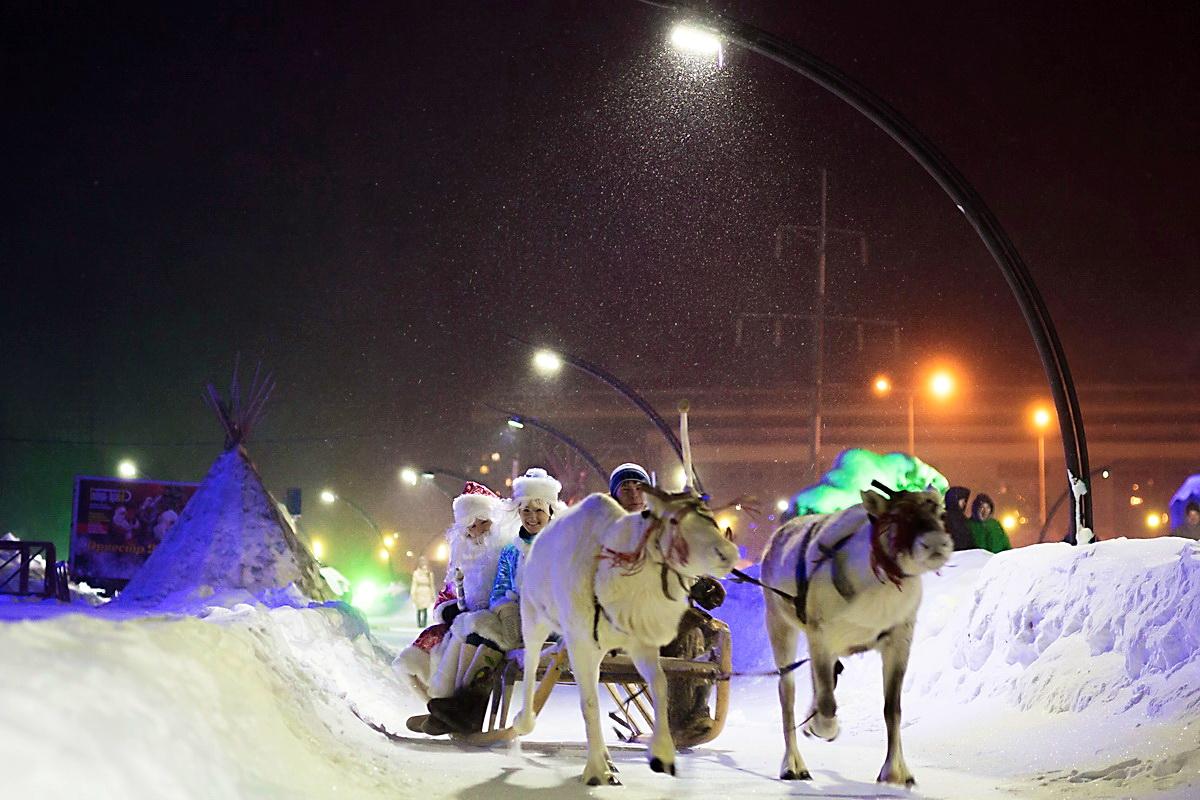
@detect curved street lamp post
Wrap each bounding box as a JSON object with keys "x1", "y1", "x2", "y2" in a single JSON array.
[
  {"x1": 486, "y1": 404, "x2": 608, "y2": 484},
  {"x1": 641, "y1": 1, "x2": 1092, "y2": 538},
  {"x1": 509, "y1": 335, "x2": 705, "y2": 495}
]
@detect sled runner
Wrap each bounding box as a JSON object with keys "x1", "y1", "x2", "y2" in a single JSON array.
[{"x1": 460, "y1": 620, "x2": 732, "y2": 748}]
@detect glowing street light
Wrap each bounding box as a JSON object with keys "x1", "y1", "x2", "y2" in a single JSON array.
[
  {"x1": 117, "y1": 459, "x2": 138, "y2": 479},
  {"x1": 319, "y1": 489, "x2": 384, "y2": 547},
  {"x1": 1000, "y1": 513, "x2": 1019, "y2": 532},
  {"x1": 1145, "y1": 512, "x2": 1162, "y2": 530},
  {"x1": 870, "y1": 367, "x2": 961, "y2": 455},
  {"x1": 383, "y1": 534, "x2": 395, "y2": 549},
  {"x1": 776, "y1": 498, "x2": 790, "y2": 513},
  {"x1": 532, "y1": 349, "x2": 563, "y2": 375},
  {"x1": 487, "y1": 404, "x2": 607, "y2": 485},
  {"x1": 399, "y1": 468, "x2": 419, "y2": 486},
  {"x1": 310, "y1": 538, "x2": 325, "y2": 560},
  {"x1": 434, "y1": 542, "x2": 449, "y2": 562},
  {"x1": 929, "y1": 370, "x2": 955, "y2": 400},
  {"x1": 377, "y1": 547, "x2": 390, "y2": 562},
  {"x1": 509, "y1": 335, "x2": 703, "y2": 493},
  {"x1": 669, "y1": 24, "x2": 723, "y2": 66},
  {"x1": 1031, "y1": 404, "x2": 1055, "y2": 525}
]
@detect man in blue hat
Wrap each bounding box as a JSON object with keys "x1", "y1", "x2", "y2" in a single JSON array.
[{"x1": 609, "y1": 462, "x2": 651, "y2": 513}]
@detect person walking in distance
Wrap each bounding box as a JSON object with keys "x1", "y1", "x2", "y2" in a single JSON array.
[{"x1": 410, "y1": 557, "x2": 436, "y2": 627}]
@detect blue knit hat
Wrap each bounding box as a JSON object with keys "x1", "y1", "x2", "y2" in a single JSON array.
[{"x1": 609, "y1": 463, "x2": 651, "y2": 498}]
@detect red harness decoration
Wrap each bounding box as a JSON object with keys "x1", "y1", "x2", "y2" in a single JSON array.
[
  {"x1": 664, "y1": 525, "x2": 690, "y2": 568},
  {"x1": 869, "y1": 514, "x2": 913, "y2": 590},
  {"x1": 599, "y1": 518, "x2": 663, "y2": 576}
]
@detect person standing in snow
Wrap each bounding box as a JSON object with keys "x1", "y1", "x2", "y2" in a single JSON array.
[
  {"x1": 1171, "y1": 501, "x2": 1200, "y2": 540},
  {"x1": 944, "y1": 486, "x2": 976, "y2": 550},
  {"x1": 967, "y1": 494, "x2": 1012, "y2": 553},
  {"x1": 409, "y1": 557, "x2": 436, "y2": 627},
  {"x1": 490, "y1": 467, "x2": 565, "y2": 647}
]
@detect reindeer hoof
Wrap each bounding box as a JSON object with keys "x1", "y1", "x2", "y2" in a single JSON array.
[
  {"x1": 876, "y1": 769, "x2": 916, "y2": 787},
  {"x1": 781, "y1": 769, "x2": 812, "y2": 781},
  {"x1": 649, "y1": 757, "x2": 676, "y2": 776},
  {"x1": 802, "y1": 715, "x2": 839, "y2": 742}
]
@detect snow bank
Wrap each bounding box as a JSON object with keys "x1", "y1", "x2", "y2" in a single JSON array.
[
  {"x1": 0, "y1": 602, "x2": 414, "y2": 799},
  {"x1": 911, "y1": 538, "x2": 1200, "y2": 717}
]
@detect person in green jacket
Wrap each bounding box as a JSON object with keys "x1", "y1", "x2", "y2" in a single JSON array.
[{"x1": 968, "y1": 494, "x2": 1012, "y2": 553}]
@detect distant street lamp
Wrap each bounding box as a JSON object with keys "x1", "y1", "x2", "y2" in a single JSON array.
[
  {"x1": 117, "y1": 459, "x2": 138, "y2": 479},
  {"x1": 871, "y1": 368, "x2": 959, "y2": 454},
  {"x1": 1031, "y1": 405, "x2": 1054, "y2": 525},
  {"x1": 508, "y1": 335, "x2": 704, "y2": 494},
  {"x1": 486, "y1": 404, "x2": 607, "y2": 485},
  {"x1": 399, "y1": 468, "x2": 419, "y2": 486},
  {"x1": 319, "y1": 488, "x2": 383, "y2": 538}
]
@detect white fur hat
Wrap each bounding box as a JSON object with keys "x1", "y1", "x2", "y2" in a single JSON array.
[
  {"x1": 511, "y1": 467, "x2": 562, "y2": 511},
  {"x1": 452, "y1": 481, "x2": 500, "y2": 526}
]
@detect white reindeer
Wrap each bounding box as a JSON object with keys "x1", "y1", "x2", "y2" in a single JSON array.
[
  {"x1": 512, "y1": 485, "x2": 739, "y2": 786},
  {"x1": 760, "y1": 486, "x2": 952, "y2": 786}
]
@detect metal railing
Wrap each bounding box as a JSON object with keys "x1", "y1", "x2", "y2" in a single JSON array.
[{"x1": 0, "y1": 540, "x2": 69, "y2": 601}]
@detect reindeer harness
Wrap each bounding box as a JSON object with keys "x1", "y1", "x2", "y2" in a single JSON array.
[{"x1": 591, "y1": 506, "x2": 704, "y2": 645}]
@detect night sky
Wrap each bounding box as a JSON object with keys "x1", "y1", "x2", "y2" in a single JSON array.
[{"x1": 3, "y1": 1, "x2": 1196, "y2": 570}]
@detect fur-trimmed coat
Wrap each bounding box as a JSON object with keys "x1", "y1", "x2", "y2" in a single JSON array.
[
  {"x1": 432, "y1": 523, "x2": 515, "y2": 620},
  {"x1": 489, "y1": 534, "x2": 534, "y2": 608}
]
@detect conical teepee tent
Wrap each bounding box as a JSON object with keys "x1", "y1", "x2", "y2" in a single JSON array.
[{"x1": 120, "y1": 363, "x2": 334, "y2": 605}]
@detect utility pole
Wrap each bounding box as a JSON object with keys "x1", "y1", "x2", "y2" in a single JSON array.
[{"x1": 812, "y1": 168, "x2": 827, "y2": 473}]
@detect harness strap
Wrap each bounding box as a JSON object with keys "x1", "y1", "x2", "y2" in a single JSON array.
[
  {"x1": 593, "y1": 595, "x2": 606, "y2": 645},
  {"x1": 792, "y1": 519, "x2": 824, "y2": 624},
  {"x1": 816, "y1": 534, "x2": 858, "y2": 602}
]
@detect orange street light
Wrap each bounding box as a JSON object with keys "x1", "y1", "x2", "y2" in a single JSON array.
[
  {"x1": 1030, "y1": 403, "x2": 1055, "y2": 525},
  {"x1": 928, "y1": 369, "x2": 956, "y2": 400},
  {"x1": 869, "y1": 366, "x2": 962, "y2": 455}
]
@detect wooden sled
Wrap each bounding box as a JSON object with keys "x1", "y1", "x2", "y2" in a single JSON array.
[{"x1": 460, "y1": 621, "x2": 732, "y2": 748}]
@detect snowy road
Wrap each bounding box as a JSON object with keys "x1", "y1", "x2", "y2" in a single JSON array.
[{"x1": 4, "y1": 539, "x2": 1199, "y2": 799}]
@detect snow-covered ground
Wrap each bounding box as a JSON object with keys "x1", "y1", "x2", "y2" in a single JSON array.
[{"x1": 3, "y1": 537, "x2": 1199, "y2": 799}]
